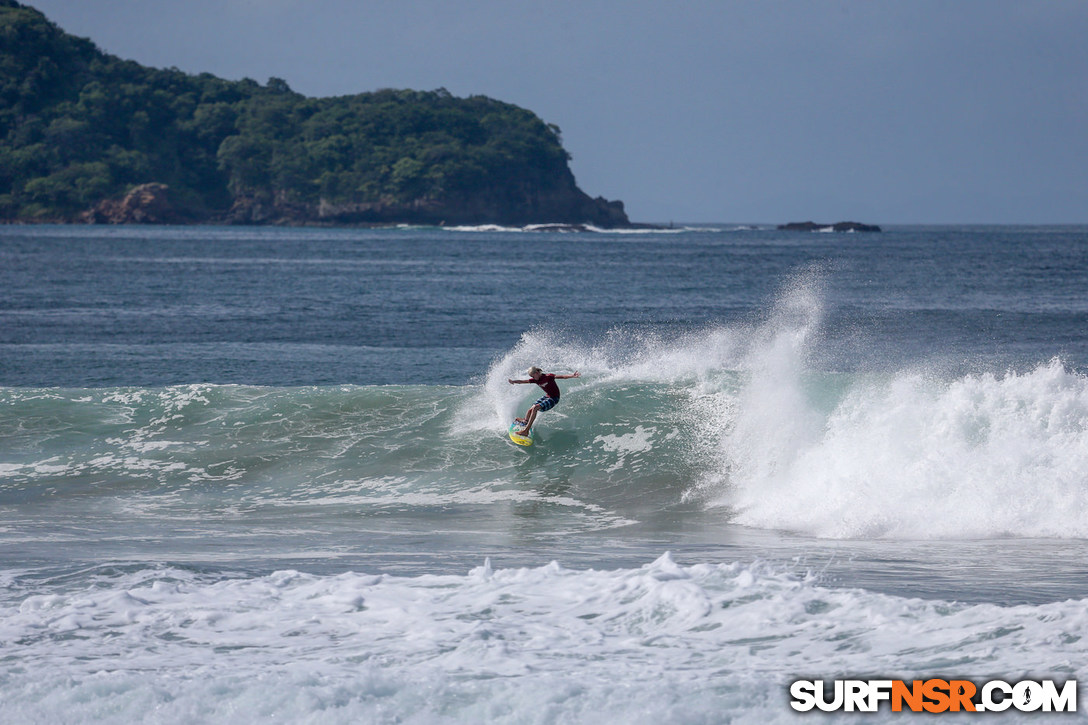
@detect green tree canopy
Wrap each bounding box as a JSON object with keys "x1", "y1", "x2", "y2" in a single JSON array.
[{"x1": 0, "y1": 2, "x2": 627, "y2": 226}]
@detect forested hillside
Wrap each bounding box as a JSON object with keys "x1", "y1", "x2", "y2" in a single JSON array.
[{"x1": 0, "y1": 1, "x2": 629, "y2": 226}]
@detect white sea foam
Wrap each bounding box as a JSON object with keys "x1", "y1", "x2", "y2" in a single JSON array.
[
  {"x1": 695, "y1": 277, "x2": 1088, "y2": 539},
  {"x1": 720, "y1": 357, "x2": 1088, "y2": 539},
  {"x1": 2, "y1": 556, "x2": 1085, "y2": 724}
]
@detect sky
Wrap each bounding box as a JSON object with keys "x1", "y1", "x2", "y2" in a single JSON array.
[{"x1": 26, "y1": 0, "x2": 1088, "y2": 224}]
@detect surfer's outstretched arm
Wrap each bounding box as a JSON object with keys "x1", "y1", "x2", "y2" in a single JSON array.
[{"x1": 554, "y1": 371, "x2": 580, "y2": 380}]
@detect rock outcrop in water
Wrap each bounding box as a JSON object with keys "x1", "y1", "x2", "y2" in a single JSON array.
[
  {"x1": 0, "y1": 2, "x2": 632, "y2": 228},
  {"x1": 778, "y1": 221, "x2": 882, "y2": 232}
]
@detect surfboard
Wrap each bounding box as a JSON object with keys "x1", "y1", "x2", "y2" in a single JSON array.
[{"x1": 508, "y1": 419, "x2": 534, "y2": 446}]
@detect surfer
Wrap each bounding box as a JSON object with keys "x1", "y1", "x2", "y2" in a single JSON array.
[{"x1": 508, "y1": 367, "x2": 580, "y2": 435}]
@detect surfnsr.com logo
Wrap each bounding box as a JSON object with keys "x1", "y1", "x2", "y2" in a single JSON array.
[{"x1": 790, "y1": 679, "x2": 1077, "y2": 714}]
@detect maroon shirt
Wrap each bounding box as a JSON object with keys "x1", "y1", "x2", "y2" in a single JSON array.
[{"x1": 534, "y1": 373, "x2": 561, "y2": 399}]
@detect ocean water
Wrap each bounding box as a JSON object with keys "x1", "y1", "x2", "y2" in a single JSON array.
[{"x1": 2, "y1": 223, "x2": 1088, "y2": 722}]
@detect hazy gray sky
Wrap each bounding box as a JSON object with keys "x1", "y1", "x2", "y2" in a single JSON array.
[{"x1": 28, "y1": 0, "x2": 1088, "y2": 224}]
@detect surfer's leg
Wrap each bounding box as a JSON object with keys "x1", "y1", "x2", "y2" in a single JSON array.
[
  {"x1": 520, "y1": 404, "x2": 540, "y2": 433},
  {"x1": 516, "y1": 404, "x2": 534, "y2": 426},
  {"x1": 523, "y1": 396, "x2": 558, "y2": 433}
]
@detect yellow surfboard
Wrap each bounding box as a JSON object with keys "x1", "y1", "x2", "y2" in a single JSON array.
[{"x1": 508, "y1": 419, "x2": 534, "y2": 446}]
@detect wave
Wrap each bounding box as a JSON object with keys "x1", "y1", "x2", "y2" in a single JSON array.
[
  {"x1": 714, "y1": 357, "x2": 1088, "y2": 539},
  {"x1": 464, "y1": 273, "x2": 1088, "y2": 541},
  {"x1": 680, "y1": 280, "x2": 1088, "y2": 539},
  {"x1": 3, "y1": 554, "x2": 1085, "y2": 723},
  {"x1": 4, "y1": 276, "x2": 1088, "y2": 540}
]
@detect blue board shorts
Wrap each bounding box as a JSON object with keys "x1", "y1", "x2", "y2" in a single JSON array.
[{"x1": 535, "y1": 395, "x2": 559, "y2": 411}]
